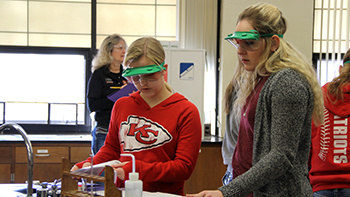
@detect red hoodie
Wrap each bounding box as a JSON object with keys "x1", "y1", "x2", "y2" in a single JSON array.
[
  {"x1": 76, "y1": 91, "x2": 202, "y2": 195},
  {"x1": 309, "y1": 83, "x2": 350, "y2": 192}
]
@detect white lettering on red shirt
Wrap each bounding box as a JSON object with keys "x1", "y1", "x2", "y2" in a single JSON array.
[{"x1": 333, "y1": 115, "x2": 348, "y2": 163}]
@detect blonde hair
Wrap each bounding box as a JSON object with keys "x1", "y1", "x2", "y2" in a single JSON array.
[
  {"x1": 326, "y1": 48, "x2": 350, "y2": 102},
  {"x1": 230, "y1": 3, "x2": 324, "y2": 125},
  {"x1": 91, "y1": 34, "x2": 126, "y2": 72},
  {"x1": 124, "y1": 37, "x2": 173, "y2": 92}
]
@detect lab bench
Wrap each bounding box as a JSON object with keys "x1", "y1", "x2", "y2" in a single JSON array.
[{"x1": 0, "y1": 135, "x2": 225, "y2": 194}]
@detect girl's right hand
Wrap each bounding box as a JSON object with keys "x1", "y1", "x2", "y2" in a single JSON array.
[
  {"x1": 70, "y1": 162, "x2": 92, "y2": 171},
  {"x1": 70, "y1": 162, "x2": 92, "y2": 181}
]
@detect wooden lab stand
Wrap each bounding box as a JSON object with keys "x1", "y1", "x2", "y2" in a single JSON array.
[{"x1": 60, "y1": 158, "x2": 121, "y2": 197}]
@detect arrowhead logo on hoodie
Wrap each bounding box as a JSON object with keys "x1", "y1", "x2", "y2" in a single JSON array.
[{"x1": 119, "y1": 115, "x2": 172, "y2": 152}]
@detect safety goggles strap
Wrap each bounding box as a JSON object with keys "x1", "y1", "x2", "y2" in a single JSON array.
[{"x1": 225, "y1": 30, "x2": 284, "y2": 41}]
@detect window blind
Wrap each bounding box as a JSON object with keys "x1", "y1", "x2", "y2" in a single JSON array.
[{"x1": 314, "y1": 0, "x2": 350, "y2": 85}]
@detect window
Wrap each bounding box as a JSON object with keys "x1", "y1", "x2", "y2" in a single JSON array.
[
  {"x1": 0, "y1": 47, "x2": 90, "y2": 133},
  {"x1": 0, "y1": 0, "x2": 91, "y2": 47},
  {"x1": 96, "y1": 0, "x2": 177, "y2": 47},
  {"x1": 0, "y1": 53, "x2": 85, "y2": 124},
  {"x1": 0, "y1": 0, "x2": 178, "y2": 134},
  {"x1": 313, "y1": 0, "x2": 350, "y2": 86},
  {"x1": 0, "y1": 0, "x2": 177, "y2": 48}
]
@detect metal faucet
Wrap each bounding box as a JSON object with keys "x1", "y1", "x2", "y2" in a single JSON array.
[{"x1": 0, "y1": 123, "x2": 33, "y2": 197}]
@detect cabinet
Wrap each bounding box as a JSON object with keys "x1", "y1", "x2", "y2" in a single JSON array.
[
  {"x1": 15, "y1": 146, "x2": 69, "y2": 183},
  {"x1": 0, "y1": 142, "x2": 91, "y2": 183},
  {"x1": 70, "y1": 146, "x2": 92, "y2": 163},
  {"x1": 0, "y1": 146, "x2": 12, "y2": 183},
  {"x1": 184, "y1": 143, "x2": 226, "y2": 194}
]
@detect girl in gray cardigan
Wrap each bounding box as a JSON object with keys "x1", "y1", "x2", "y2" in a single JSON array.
[{"x1": 187, "y1": 3, "x2": 324, "y2": 197}]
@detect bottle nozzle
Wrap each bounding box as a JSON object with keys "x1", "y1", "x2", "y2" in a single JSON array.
[{"x1": 121, "y1": 153, "x2": 136, "y2": 173}]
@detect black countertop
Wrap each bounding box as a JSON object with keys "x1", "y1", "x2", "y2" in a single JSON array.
[{"x1": 201, "y1": 135, "x2": 223, "y2": 144}]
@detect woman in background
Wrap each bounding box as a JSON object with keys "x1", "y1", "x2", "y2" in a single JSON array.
[
  {"x1": 187, "y1": 3, "x2": 323, "y2": 197},
  {"x1": 87, "y1": 34, "x2": 128, "y2": 155},
  {"x1": 309, "y1": 48, "x2": 350, "y2": 197}
]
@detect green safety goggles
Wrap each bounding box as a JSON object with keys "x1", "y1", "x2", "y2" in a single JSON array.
[
  {"x1": 225, "y1": 30, "x2": 283, "y2": 51},
  {"x1": 122, "y1": 62, "x2": 166, "y2": 84},
  {"x1": 122, "y1": 62, "x2": 166, "y2": 77},
  {"x1": 344, "y1": 60, "x2": 350, "y2": 64}
]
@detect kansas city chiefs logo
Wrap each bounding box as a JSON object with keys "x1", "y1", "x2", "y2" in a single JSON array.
[{"x1": 120, "y1": 115, "x2": 172, "y2": 152}]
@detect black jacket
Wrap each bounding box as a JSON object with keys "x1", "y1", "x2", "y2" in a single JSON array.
[{"x1": 86, "y1": 65, "x2": 127, "y2": 128}]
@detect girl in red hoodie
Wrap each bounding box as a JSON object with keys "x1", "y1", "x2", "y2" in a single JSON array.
[
  {"x1": 71, "y1": 37, "x2": 202, "y2": 196},
  {"x1": 309, "y1": 48, "x2": 350, "y2": 197}
]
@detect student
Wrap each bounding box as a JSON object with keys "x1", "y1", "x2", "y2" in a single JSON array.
[
  {"x1": 87, "y1": 34, "x2": 128, "y2": 155},
  {"x1": 187, "y1": 3, "x2": 324, "y2": 197},
  {"x1": 72, "y1": 37, "x2": 202, "y2": 196},
  {"x1": 309, "y1": 48, "x2": 350, "y2": 197}
]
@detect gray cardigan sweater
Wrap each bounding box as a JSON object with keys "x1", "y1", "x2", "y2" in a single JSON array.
[{"x1": 219, "y1": 68, "x2": 314, "y2": 197}]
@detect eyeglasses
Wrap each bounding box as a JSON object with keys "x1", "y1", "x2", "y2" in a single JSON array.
[
  {"x1": 126, "y1": 72, "x2": 162, "y2": 84},
  {"x1": 225, "y1": 30, "x2": 283, "y2": 51},
  {"x1": 113, "y1": 44, "x2": 127, "y2": 52}
]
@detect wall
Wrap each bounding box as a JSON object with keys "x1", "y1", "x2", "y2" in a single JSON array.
[{"x1": 218, "y1": 0, "x2": 314, "y2": 136}]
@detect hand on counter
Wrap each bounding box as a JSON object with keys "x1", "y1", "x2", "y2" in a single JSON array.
[{"x1": 186, "y1": 190, "x2": 223, "y2": 197}]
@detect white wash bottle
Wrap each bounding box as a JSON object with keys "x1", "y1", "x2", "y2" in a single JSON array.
[{"x1": 121, "y1": 153, "x2": 143, "y2": 197}]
